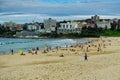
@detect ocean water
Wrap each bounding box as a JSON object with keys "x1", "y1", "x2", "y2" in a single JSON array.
[{"x1": 0, "y1": 38, "x2": 90, "y2": 54}]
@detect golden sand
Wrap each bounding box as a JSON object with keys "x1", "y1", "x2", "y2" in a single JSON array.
[{"x1": 0, "y1": 37, "x2": 120, "y2": 80}]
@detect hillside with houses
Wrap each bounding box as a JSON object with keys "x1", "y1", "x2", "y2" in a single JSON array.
[{"x1": 0, "y1": 15, "x2": 120, "y2": 38}]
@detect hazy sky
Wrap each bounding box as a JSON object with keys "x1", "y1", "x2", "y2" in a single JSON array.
[{"x1": 0, "y1": 0, "x2": 120, "y2": 23}]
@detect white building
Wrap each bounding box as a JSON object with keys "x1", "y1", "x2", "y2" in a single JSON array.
[
  {"x1": 27, "y1": 23, "x2": 44, "y2": 32},
  {"x1": 57, "y1": 22, "x2": 81, "y2": 33},
  {"x1": 96, "y1": 20, "x2": 111, "y2": 29},
  {"x1": 44, "y1": 18, "x2": 56, "y2": 33},
  {"x1": 27, "y1": 24, "x2": 37, "y2": 31},
  {"x1": 4, "y1": 21, "x2": 16, "y2": 30}
]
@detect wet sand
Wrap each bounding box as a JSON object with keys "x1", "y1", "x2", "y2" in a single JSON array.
[{"x1": 0, "y1": 37, "x2": 120, "y2": 80}]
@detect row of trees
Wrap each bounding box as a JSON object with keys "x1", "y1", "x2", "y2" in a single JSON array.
[{"x1": 0, "y1": 25, "x2": 16, "y2": 37}]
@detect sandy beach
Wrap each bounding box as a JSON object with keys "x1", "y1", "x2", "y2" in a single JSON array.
[{"x1": 0, "y1": 37, "x2": 120, "y2": 80}]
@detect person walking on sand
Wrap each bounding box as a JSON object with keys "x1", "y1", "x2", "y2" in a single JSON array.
[{"x1": 84, "y1": 52, "x2": 88, "y2": 60}]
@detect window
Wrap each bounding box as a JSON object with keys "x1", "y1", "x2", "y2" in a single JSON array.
[
  {"x1": 70, "y1": 25, "x2": 72, "y2": 28},
  {"x1": 63, "y1": 25, "x2": 65, "y2": 28},
  {"x1": 66, "y1": 25, "x2": 68, "y2": 28}
]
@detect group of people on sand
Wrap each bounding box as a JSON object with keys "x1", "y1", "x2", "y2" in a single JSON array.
[
  {"x1": 28, "y1": 47, "x2": 39, "y2": 55},
  {"x1": 10, "y1": 49, "x2": 25, "y2": 55},
  {"x1": 10, "y1": 47, "x2": 39, "y2": 55},
  {"x1": 10, "y1": 38, "x2": 112, "y2": 61},
  {"x1": 71, "y1": 38, "x2": 112, "y2": 60}
]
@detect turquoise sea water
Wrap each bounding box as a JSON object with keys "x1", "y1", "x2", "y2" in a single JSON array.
[{"x1": 0, "y1": 38, "x2": 90, "y2": 54}]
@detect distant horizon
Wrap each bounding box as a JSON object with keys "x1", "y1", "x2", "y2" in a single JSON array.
[
  {"x1": 0, "y1": 14, "x2": 120, "y2": 24},
  {"x1": 0, "y1": 0, "x2": 120, "y2": 24}
]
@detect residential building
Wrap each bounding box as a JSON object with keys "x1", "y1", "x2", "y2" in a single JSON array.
[
  {"x1": 87, "y1": 22, "x2": 96, "y2": 28},
  {"x1": 15, "y1": 24, "x2": 23, "y2": 30},
  {"x1": 3, "y1": 21, "x2": 16, "y2": 31},
  {"x1": 26, "y1": 22, "x2": 44, "y2": 32},
  {"x1": 77, "y1": 22, "x2": 87, "y2": 28},
  {"x1": 44, "y1": 18, "x2": 56, "y2": 33},
  {"x1": 57, "y1": 21, "x2": 81, "y2": 33},
  {"x1": 27, "y1": 24, "x2": 37, "y2": 31},
  {"x1": 96, "y1": 20, "x2": 111, "y2": 29}
]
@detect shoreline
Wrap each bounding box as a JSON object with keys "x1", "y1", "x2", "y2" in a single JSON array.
[
  {"x1": 0, "y1": 37, "x2": 92, "y2": 55},
  {"x1": 0, "y1": 36, "x2": 100, "y2": 39},
  {"x1": 0, "y1": 37, "x2": 113, "y2": 56},
  {"x1": 0, "y1": 36, "x2": 112, "y2": 55}
]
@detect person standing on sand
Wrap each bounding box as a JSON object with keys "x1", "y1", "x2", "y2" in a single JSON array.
[
  {"x1": 84, "y1": 52, "x2": 88, "y2": 60},
  {"x1": 11, "y1": 49, "x2": 13, "y2": 55},
  {"x1": 36, "y1": 47, "x2": 39, "y2": 50}
]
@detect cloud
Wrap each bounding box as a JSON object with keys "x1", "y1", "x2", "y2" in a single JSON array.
[
  {"x1": 0, "y1": 0, "x2": 120, "y2": 23},
  {"x1": 42, "y1": 0, "x2": 120, "y2": 3},
  {"x1": 0, "y1": 0, "x2": 120, "y2": 16},
  {"x1": 0, "y1": 12, "x2": 120, "y2": 24}
]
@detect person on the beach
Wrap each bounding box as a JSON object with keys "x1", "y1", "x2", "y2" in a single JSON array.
[
  {"x1": 84, "y1": 52, "x2": 88, "y2": 60},
  {"x1": 11, "y1": 49, "x2": 13, "y2": 55},
  {"x1": 59, "y1": 53, "x2": 64, "y2": 57},
  {"x1": 28, "y1": 50, "x2": 33, "y2": 54},
  {"x1": 36, "y1": 47, "x2": 39, "y2": 50},
  {"x1": 35, "y1": 49, "x2": 37, "y2": 55},
  {"x1": 19, "y1": 49, "x2": 25, "y2": 55}
]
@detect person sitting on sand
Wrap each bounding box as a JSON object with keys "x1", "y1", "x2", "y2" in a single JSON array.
[
  {"x1": 19, "y1": 49, "x2": 25, "y2": 55},
  {"x1": 28, "y1": 50, "x2": 34, "y2": 55},
  {"x1": 59, "y1": 53, "x2": 64, "y2": 57},
  {"x1": 43, "y1": 50, "x2": 47, "y2": 53},
  {"x1": 34, "y1": 49, "x2": 37, "y2": 55},
  {"x1": 28, "y1": 50, "x2": 32, "y2": 53}
]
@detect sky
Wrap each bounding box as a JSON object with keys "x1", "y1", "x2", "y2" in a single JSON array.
[{"x1": 0, "y1": 0, "x2": 120, "y2": 24}]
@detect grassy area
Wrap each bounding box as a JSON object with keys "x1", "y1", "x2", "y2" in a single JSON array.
[{"x1": 101, "y1": 30, "x2": 120, "y2": 37}]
